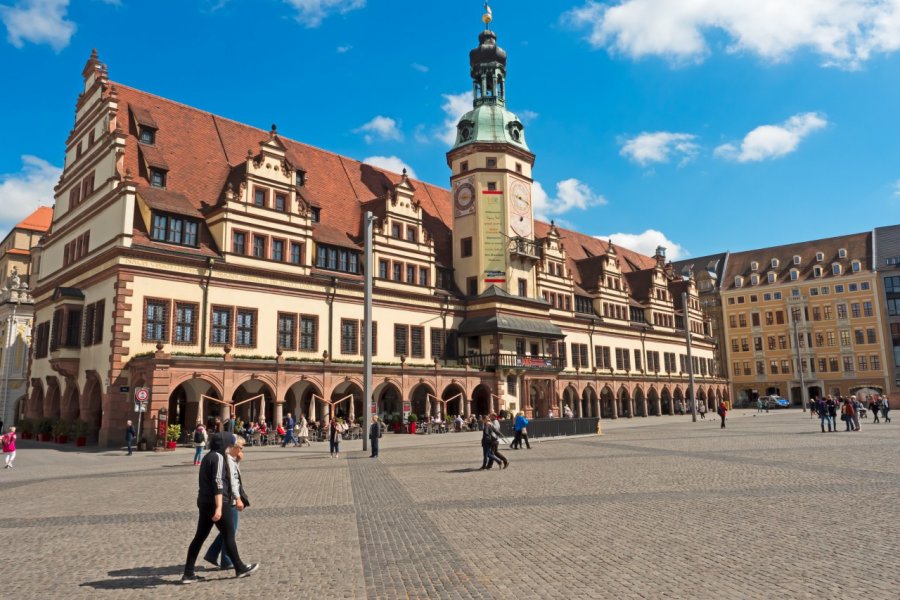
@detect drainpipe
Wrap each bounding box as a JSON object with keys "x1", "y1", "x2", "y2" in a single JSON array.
[
  {"x1": 327, "y1": 277, "x2": 337, "y2": 359},
  {"x1": 200, "y1": 257, "x2": 215, "y2": 354}
]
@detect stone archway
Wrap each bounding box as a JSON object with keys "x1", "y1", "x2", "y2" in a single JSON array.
[
  {"x1": 441, "y1": 383, "x2": 467, "y2": 417},
  {"x1": 170, "y1": 377, "x2": 222, "y2": 429},
  {"x1": 472, "y1": 383, "x2": 493, "y2": 416},
  {"x1": 410, "y1": 382, "x2": 435, "y2": 419},
  {"x1": 661, "y1": 387, "x2": 673, "y2": 415},
  {"x1": 374, "y1": 381, "x2": 403, "y2": 418},
  {"x1": 582, "y1": 385, "x2": 599, "y2": 418},
  {"x1": 674, "y1": 387, "x2": 685, "y2": 414},
  {"x1": 81, "y1": 373, "x2": 103, "y2": 441},
  {"x1": 648, "y1": 387, "x2": 660, "y2": 416},
  {"x1": 618, "y1": 386, "x2": 631, "y2": 418},
  {"x1": 232, "y1": 380, "x2": 274, "y2": 426},
  {"x1": 697, "y1": 388, "x2": 707, "y2": 413},
  {"x1": 634, "y1": 387, "x2": 646, "y2": 417},
  {"x1": 331, "y1": 380, "x2": 363, "y2": 423},
  {"x1": 562, "y1": 385, "x2": 579, "y2": 417},
  {"x1": 44, "y1": 379, "x2": 61, "y2": 419},
  {"x1": 600, "y1": 385, "x2": 616, "y2": 419},
  {"x1": 285, "y1": 380, "x2": 323, "y2": 424},
  {"x1": 27, "y1": 381, "x2": 44, "y2": 420},
  {"x1": 61, "y1": 380, "x2": 80, "y2": 422}
]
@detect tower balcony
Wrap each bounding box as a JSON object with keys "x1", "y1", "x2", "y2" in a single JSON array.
[
  {"x1": 509, "y1": 237, "x2": 541, "y2": 260},
  {"x1": 461, "y1": 352, "x2": 565, "y2": 372}
]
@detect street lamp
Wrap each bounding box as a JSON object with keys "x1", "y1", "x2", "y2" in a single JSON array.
[
  {"x1": 792, "y1": 308, "x2": 807, "y2": 413},
  {"x1": 362, "y1": 212, "x2": 376, "y2": 453}
]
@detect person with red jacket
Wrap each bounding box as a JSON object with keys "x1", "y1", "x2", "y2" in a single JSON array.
[{"x1": 717, "y1": 401, "x2": 727, "y2": 429}]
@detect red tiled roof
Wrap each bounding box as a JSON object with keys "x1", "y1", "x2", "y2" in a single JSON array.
[
  {"x1": 16, "y1": 206, "x2": 53, "y2": 232},
  {"x1": 136, "y1": 186, "x2": 202, "y2": 218},
  {"x1": 113, "y1": 84, "x2": 656, "y2": 290}
]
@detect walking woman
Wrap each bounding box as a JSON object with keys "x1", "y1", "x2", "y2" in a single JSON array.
[
  {"x1": 480, "y1": 417, "x2": 504, "y2": 470},
  {"x1": 512, "y1": 411, "x2": 531, "y2": 449},
  {"x1": 882, "y1": 396, "x2": 891, "y2": 423},
  {"x1": 298, "y1": 415, "x2": 310, "y2": 447},
  {"x1": 2, "y1": 426, "x2": 16, "y2": 469},
  {"x1": 329, "y1": 418, "x2": 345, "y2": 458},
  {"x1": 717, "y1": 401, "x2": 727, "y2": 429},
  {"x1": 489, "y1": 414, "x2": 509, "y2": 469},
  {"x1": 192, "y1": 421, "x2": 208, "y2": 466}
]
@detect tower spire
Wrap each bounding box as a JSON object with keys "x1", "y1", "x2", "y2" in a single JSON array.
[{"x1": 483, "y1": 1, "x2": 492, "y2": 30}]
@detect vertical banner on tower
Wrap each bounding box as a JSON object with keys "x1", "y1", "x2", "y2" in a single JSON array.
[{"x1": 482, "y1": 188, "x2": 506, "y2": 284}]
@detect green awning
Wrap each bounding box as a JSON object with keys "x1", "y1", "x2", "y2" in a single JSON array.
[{"x1": 458, "y1": 315, "x2": 565, "y2": 339}]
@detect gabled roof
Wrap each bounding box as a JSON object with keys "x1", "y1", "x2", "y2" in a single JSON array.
[{"x1": 16, "y1": 206, "x2": 53, "y2": 232}]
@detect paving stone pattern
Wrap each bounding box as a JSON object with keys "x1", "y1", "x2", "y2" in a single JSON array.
[{"x1": 1, "y1": 410, "x2": 899, "y2": 599}]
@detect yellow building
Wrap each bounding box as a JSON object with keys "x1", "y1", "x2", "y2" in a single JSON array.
[
  {"x1": 722, "y1": 233, "x2": 888, "y2": 406},
  {"x1": 24, "y1": 16, "x2": 725, "y2": 445}
]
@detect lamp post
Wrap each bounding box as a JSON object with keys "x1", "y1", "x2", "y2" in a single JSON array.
[
  {"x1": 362, "y1": 212, "x2": 375, "y2": 453},
  {"x1": 682, "y1": 290, "x2": 696, "y2": 423},
  {"x1": 0, "y1": 290, "x2": 21, "y2": 426},
  {"x1": 792, "y1": 310, "x2": 807, "y2": 413}
]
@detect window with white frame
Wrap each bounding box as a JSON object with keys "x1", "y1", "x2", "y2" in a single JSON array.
[
  {"x1": 750, "y1": 261, "x2": 758, "y2": 271},
  {"x1": 851, "y1": 260, "x2": 860, "y2": 272},
  {"x1": 838, "y1": 248, "x2": 847, "y2": 258},
  {"x1": 832, "y1": 263, "x2": 841, "y2": 275},
  {"x1": 771, "y1": 258, "x2": 779, "y2": 268},
  {"x1": 790, "y1": 269, "x2": 798, "y2": 281},
  {"x1": 767, "y1": 272, "x2": 776, "y2": 283},
  {"x1": 816, "y1": 252, "x2": 824, "y2": 262},
  {"x1": 735, "y1": 276, "x2": 743, "y2": 288},
  {"x1": 793, "y1": 255, "x2": 801, "y2": 265},
  {"x1": 750, "y1": 274, "x2": 759, "y2": 285},
  {"x1": 813, "y1": 266, "x2": 822, "y2": 278}
]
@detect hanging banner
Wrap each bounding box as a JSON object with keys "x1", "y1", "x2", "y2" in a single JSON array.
[{"x1": 481, "y1": 189, "x2": 506, "y2": 284}]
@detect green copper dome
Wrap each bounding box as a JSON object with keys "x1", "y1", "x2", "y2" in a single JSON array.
[{"x1": 451, "y1": 104, "x2": 529, "y2": 151}]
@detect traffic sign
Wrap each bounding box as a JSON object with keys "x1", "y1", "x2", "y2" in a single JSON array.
[{"x1": 135, "y1": 388, "x2": 149, "y2": 402}]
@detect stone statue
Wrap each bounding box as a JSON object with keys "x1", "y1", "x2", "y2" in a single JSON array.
[{"x1": 10, "y1": 266, "x2": 20, "y2": 289}]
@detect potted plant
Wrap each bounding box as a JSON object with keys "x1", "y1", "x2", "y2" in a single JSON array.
[
  {"x1": 166, "y1": 424, "x2": 181, "y2": 449},
  {"x1": 407, "y1": 413, "x2": 418, "y2": 434},
  {"x1": 52, "y1": 419, "x2": 70, "y2": 444},
  {"x1": 18, "y1": 418, "x2": 33, "y2": 440},
  {"x1": 37, "y1": 417, "x2": 52, "y2": 442},
  {"x1": 391, "y1": 413, "x2": 402, "y2": 433},
  {"x1": 73, "y1": 419, "x2": 90, "y2": 446}
]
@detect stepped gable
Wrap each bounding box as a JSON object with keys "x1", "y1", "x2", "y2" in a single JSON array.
[{"x1": 722, "y1": 231, "x2": 871, "y2": 290}]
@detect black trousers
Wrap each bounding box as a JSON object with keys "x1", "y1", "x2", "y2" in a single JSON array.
[
  {"x1": 185, "y1": 501, "x2": 245, "y2": 575},
  {"x1": 491, "y1": 441, "x2": 507, "y2": 466},
  {"x1": 370, "y1": 438, "x2": 379, "y2": 456}
]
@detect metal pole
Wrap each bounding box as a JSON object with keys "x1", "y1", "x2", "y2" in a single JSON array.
[
  {"x1": 793, "y1": 316, "x2": 807, "y2": 412},
  {"x1": 683, "y1": 291, "x2": 696, "y2": 423},
  {"x1": 362, "y1": 212, "x2": 375, "y2": 453},
  {"x1": 0, "y1": 299, "x2": 18, "y2": 426}
]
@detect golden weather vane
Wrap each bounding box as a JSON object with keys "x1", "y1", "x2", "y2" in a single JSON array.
[{"x1": 483, "y1": 1, "x2": 493, "y2": 29}]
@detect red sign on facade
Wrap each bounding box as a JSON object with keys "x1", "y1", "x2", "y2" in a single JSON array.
[{"x1": 157, "y1": 408, "x2": 168, "y2": 438}]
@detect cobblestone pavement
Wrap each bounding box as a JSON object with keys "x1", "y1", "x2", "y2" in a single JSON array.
[{"x1": 2, "y1": 409, "x2": 900, "y2": 599}]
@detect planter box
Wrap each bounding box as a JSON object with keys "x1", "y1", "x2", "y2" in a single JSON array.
[
  {"x1": 75, "y1": 437, "x2": 87, "y2": 447},
  {"x1": 37, "y1": 433, "x2": 51, "y2": 442},
  {"x1": 166, "y1": 441, "x2": 177, "y2": 449},
  {"x1": 56, "y1": 435, "x2": 69, "y2": 444},
  {"x1": 21, "y1": 432, "x2": 33, "y2": 440}
]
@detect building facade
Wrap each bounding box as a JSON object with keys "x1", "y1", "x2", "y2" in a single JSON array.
[
  {"x1": 873, "y1": 225, "x2": 900, "y2": 397},
  {"x1": 0, "y1": 207, "x2": 51, "y2": 427},
  {"x1": 721, "y1": 233, "x2": 889, "y2": 406},
  {"x1": 25, "y1": 16, "x2": 725, "y2": 446},
  {"x1": 673, "y1": 252, "x2": 729, "y2": 385}
]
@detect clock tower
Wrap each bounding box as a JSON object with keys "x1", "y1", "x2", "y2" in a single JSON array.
[{"x1": 447, "y1": 3, "x2": 537, "y2": 297}]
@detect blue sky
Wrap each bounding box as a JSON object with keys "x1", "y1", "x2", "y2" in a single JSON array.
[{"x1": 1, "y1": 0, "x2": 900, "y2": 260}]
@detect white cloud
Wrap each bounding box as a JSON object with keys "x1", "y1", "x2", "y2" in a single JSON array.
[
  {"x1": 362, "y1": 156, "x2": 417, "y2": 179},
  {"x1": 438, "y1": 91, "x2": 473, "y2": 145},
  {"x1": 563, "y1": 0, "x2": 900, "y2": 69},
  {"x1": 519, "y1": 109, "x2": 539, "y2": 123},
  {"x1": 353, "y1": 116, "x2": 403, "y2": 144},
  {"x1": 0, "y1": 155, "x2": 59, "y2": 228},
  {"x1": 283, "y1": 0, "x2": 365, "y2": 28},
  {"x1": 620, "y1": 131, "x2": 699, "y2": 166},
  {"x1": 336, "y1": 44, "x2": 352, "y2": 53},
  {"x1": 893, "y1": 179, "x2": 900, "y2": 197},
  {"x1": 0, "y1": 0, "x2": 76, "y2": 51},
  {"x1": 413, "y1": 124, "x2": 429, "y2": 144},
  {"x1": 533, "y1": 179, "x2": 606, "y2": 221},
  {"x1": 715, "y1": 112, "x2": 827, "y2": 162},
  {"x1": 411, "y1": 62, "x2": 429, "y2": 73},
  {"x1": 596, "y1": 229, "x2": 687, "y2": 260}
]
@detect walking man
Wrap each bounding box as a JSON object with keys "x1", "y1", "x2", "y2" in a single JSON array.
[
  {"x1": 281, "y1": 413, "x2": 296, "y2": 447},
  {"x1": 717, "y1": 401, "x2": 727, "y2": 429},
  {"x1": 369, "y1": 415, "x2": 382, "y2": 458},
  {"x1": 182, "y1": 432, "x2": 259, "y2": 583},
  {"x1": 817, "y1": 397, "x2": 831, "y2": 433},
  {"x1": 826, "y1": 396, "x2": 837, "y2": 433},
  {"x1": 882, "y1": 396, "x2": 891, "y2": 423},
  {"x1": 125, "y1": 420, "x2": 136, "y2": 456},
  {"x1": 203, "y1": 436, "x2": 249, "y2": 570},
  {"x1": 512, "y1": 411, "x2": 530, "y2": 449}
]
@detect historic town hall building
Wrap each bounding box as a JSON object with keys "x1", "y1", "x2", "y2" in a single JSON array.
[{"x1": 24, "y1": 14, "x2": 726, "y2": 445}]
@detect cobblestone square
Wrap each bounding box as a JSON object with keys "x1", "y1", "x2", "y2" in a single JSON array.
[{"x1": 2, "y1": 410, "x2": 899, "y2": 599}]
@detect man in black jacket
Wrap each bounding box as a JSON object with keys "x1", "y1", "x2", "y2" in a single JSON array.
[
  {"x1": 369, "y1": 415, "x2": 382, "y2": 458},
  {"x1": 181, "y1": 433, "x2": 259, "y2": 584}
]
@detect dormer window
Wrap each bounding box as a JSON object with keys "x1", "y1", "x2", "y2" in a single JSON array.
[
  {"x1": 816, "y1": 252, "x2": 824, "y2": 262},
  {"x1": 767, "y1": 272, "x2": 776, "y2": 284},
  {"x1": 793, "y1": 255, "x2": 801, "y2": 265},
  {"x1": 750, "y1": 261, "x2": 758, "y2": 271},
  {"x1": 813, "y1": 266, "x2": 822, "y2": 278},
  {"x1": 295, "y1": 171, "x2": 307, "y2": 186},
  {"x1": 139, "y1": 127, "x2": 156, "y2": 145},
  {"x1": 770, "y1": 258, "x2": 779, "y2": 269},
  {"x1": 735, "y1": 276, "x2": 743, "y2": 288},
  {"x1": 832, "y1": 263, "x2": 842, "y2": 275},
  {"x1": 150, "y1": 212, "x2": 199, "y2": 247},
  {"x1": 838, "y1": 248, "x2": 847, "y2": 258},
  {"x1": 851, "y1": 260, "x2": 860, "y2": 272},
  {"x1": 310, "y1": 207, "x2": 320, "y2": 223},
  {"x1": 790, "y1": 269, "x2": 798, "y2": 281},
  {"x1": 750, "y1": 274, "x2": 759, "y2": 285},
  {"x1": 149, "y1": 168, "x2": 166, "y2": 188}
]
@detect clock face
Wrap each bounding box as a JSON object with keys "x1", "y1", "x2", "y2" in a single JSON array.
[
  {"x1": 510, "y1": 181, "x2": 530, "y2": 214},
  {"x1": 454, "y1": 182, "x2": 476, "y2": 216}
]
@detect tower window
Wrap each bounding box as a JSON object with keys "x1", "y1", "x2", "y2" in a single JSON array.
[
  {"x1": 486, "y1": 157, "x2": 497, "y2": 168},
  {"x1": 460, "y1": 161, "x2": 469, "y2": 173},
  {"x1": 461, "y1": 237, "x2": 473, "y2": 258},
  {"x1": 515, "y1": 162, "x2": 522, "y2": 173},
  {"x1": 487, "y1": 182, "x2": 497, "y2": 191}
]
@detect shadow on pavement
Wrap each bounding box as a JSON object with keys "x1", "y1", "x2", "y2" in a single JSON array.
[
  {"x1": 80, "y1": 565, "x2": 186, "y2": 590},
  {"x1": 441, "y1": 467, "x2": 482, "y2": 473}
]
